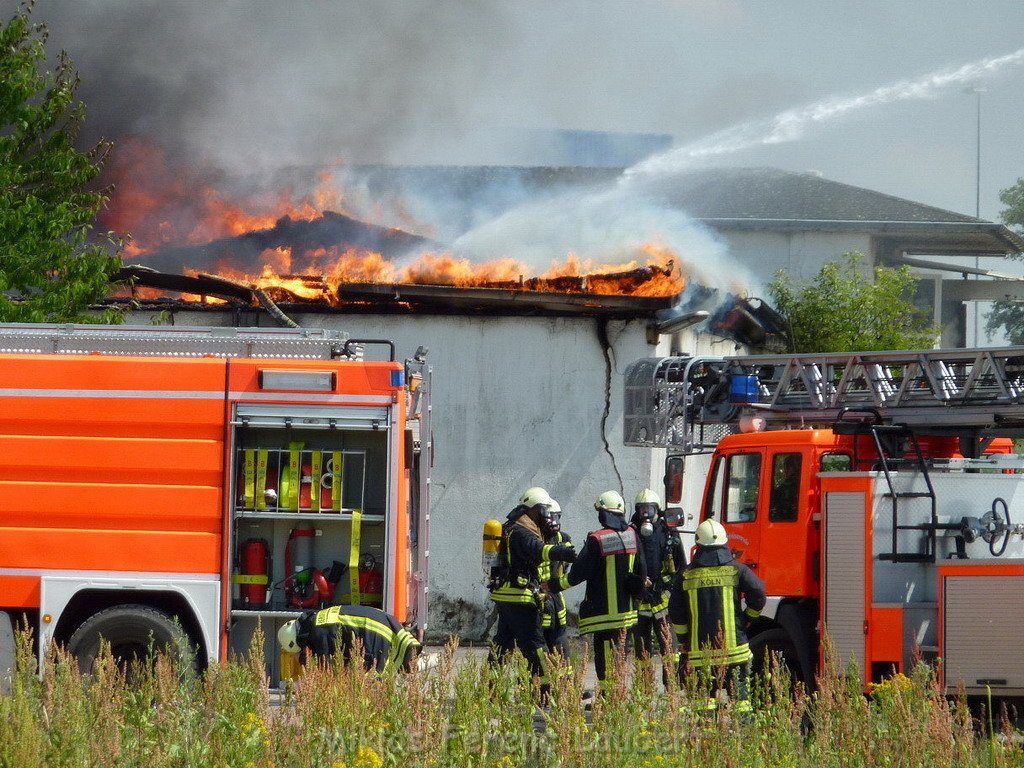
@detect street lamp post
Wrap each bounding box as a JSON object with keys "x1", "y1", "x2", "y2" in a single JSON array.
[{"x1": 967, "y1": 87, "x2": 985, "y2": 345}]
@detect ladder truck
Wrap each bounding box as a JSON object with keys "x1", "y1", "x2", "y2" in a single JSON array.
[
  {"x1": 0, "y1": 323, "x2": 432, "y2": 686},
  {"x1": 624, "y1": 346, "x2": 1024, "y2": 694}
]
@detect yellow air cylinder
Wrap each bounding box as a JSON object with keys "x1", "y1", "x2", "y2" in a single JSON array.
[
  {"x1": 482, "y1": 519, "x2": 502, "y2": 581},
  {"x1": 280, "y1": 650, "x2": 303, "y2": 682}
]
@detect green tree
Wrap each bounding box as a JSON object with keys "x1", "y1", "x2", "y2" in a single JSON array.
[
  {"x1": 0, "y1": 4, "x2": 122, "y2": 323},
  {"x1": 768, "y1": 252, "x2": 937, "y2": 353},
  {"x1": 984, "y1": 178, "x2": 1024, "y2": 344}
]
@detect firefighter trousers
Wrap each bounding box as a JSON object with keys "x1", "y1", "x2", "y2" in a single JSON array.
[
  {"x1": 592, "y1": 628, "x2": 629, "y2": 691},
  {"x1": 680, "y1": 661, "x2": 752, "y2": 715},
  {"x1": 543, "y1": 624, "x2": 570, "y2": 660},
  {"x1": 490, "y1": 603, "x2": 549, "y2": 690},
  {"x1": 632, "y1": 612, "x2": 672, "y2": 687}
]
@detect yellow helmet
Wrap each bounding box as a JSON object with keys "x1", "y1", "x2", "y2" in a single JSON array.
[
  {"x1": 520, "y1": 486, "x2": 553, "y2": 509},
  {"x1": 595, "y1": 490, "x2": 626, "y2": 514},
  {"x1": 695, "y1": 518, "x2": 729, "y2": 547},
  {"x1": 278, "y1": 619, "x2": 301, "y2": 654}
]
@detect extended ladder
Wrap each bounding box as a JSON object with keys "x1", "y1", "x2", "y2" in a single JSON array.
[{"x1": 624, "y1": 346, "x2": 1024, "y2": 452}]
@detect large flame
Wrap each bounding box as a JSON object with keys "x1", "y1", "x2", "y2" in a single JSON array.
[{"x1": 104, "y1": 138, "x2": 686, "y2": 302}]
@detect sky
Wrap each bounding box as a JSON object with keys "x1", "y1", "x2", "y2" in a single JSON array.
[{"x1": 8, "y1": 0, "x2": 1024, "y2": 222}]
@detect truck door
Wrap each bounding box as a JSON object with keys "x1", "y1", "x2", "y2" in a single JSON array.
[{"x1": 703, "y1": 450, "x2": 764, "y2": 572}]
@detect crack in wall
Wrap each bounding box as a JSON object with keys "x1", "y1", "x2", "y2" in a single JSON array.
[{"x1": 596, "y1": 319, "x2": 624, "y2": 496}]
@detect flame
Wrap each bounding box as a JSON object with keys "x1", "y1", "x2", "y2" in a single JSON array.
[{"x1": 103, "y1": 138, "x2": 687, "y2": 303}]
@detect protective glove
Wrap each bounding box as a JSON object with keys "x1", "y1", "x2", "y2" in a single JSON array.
[{"x1": 550, "y1": 543, "x2": 576, "y2": 562}]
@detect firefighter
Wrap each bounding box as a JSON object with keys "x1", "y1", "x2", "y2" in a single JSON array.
[
  {"x1": 489, "y1": 486, "x2": 576, "y2": 698},
  {"x1": 629, "y1": 488, "x2": 684, "y2": 688},
  {"x1": 548, "y1": 490, "x2": 646, "y2": 693},
  {"x1": 277, "y1": 603, "x2": 420, "y2": 673},
  {"x1": 538, "y1": 498, "x2": 572, "y2": 659},
  {"x1": 669, "y1": 518, "x2": 766, "y2": 716}
]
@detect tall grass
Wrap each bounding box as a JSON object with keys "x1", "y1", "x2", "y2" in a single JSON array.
[{"x1": 1, "y1": 628, "x2": 1021, "y2": 768}]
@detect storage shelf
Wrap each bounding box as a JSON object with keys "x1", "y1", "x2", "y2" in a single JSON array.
[{"x1": 235, "y1": 510, "x2": 385, "y2": 522}]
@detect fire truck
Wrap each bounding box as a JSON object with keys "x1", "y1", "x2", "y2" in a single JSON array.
[
  {"x1": 625, "y1": 346, "x2": 1024, "y2": 695},
  {"x1": 0, "y1": 323, "x2": 431, "y2": 685}
]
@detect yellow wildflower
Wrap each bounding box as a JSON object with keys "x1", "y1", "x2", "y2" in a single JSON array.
[{"x1": 352, "y1": 745, "x2": 383, "y2": 768}]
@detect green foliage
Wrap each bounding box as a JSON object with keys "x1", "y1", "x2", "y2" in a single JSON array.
[
  {"x1": 985, "y1": 178, "x2": 1024, "y2": 344},
  {"x1": 2, "y1": 630, "x2": 1022, "y2": 768},
  {"x1": 0, "y1": 4, "x2": 122, "y2": 323},
  {"x1": 768, "y1": 252, "x2": 937, "y2": 354}
]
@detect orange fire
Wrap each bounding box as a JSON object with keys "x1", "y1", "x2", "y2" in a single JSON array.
[{"x1": 103, "y1": 138, "x2": 686, "y2": 302}]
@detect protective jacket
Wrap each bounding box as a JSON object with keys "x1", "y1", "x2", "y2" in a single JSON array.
[
  {"x1": 538, "y1": 530, "x2": 572, "y2": 628},
  {"x1": 554, "y1": 513, "x2": 646, "y2": 635},
  {"x1": 668, "y1": 544, "x2": 766, "y2": 667},
  {"x1": 296, "y1": 604, "x2": 420, "y2": 672},
  {"x1": 490, "y1": 508, "x2": 575, "y2": 605},
  {"x1": 629, "y1": 515, "x2": 685, "y2": 615}
]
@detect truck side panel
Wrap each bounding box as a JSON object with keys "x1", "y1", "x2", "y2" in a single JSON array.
[{"x1": 0, "y1": 355, "x2": 228, "y2": 607}]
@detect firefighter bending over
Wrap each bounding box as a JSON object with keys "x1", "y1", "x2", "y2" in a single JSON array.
[
  {"x1": 548, "y1": 490, "x2": 646, "y2": 694},
  {"x1": 489, "y1": 486, "x2": 576, "y2": 699},
  {"x1": 669, "y1": 518, "x2": 766, "y2": 715},
  {"x1": 278, "y1": 604, "x2": 420, "y2": 673}
]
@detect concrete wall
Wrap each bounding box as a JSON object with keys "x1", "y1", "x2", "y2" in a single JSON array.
[{"x1": 128, "y1": 308, "x2": 675, "y2": 641}]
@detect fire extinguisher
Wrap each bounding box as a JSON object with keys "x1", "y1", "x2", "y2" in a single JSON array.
[
  {"x1": 358, "y1": 553, "x2": 384, "y2": 608},
  {"x1": 238, "y1": 538, "x2": 270, "y2": 608}
]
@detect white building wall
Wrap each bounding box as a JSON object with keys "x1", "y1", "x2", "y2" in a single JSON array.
[
  {"x1": 127, "y1": 309, "x2": 663, "y2": 640},
  {"x1": 716, "y1": 230, "x2": 874, "y2": 286}
]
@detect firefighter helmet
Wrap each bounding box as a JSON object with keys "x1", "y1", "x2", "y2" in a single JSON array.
[
  {"x1": 695, "y1": 518, "x2": 729, "y2": 547},
  {"x1": 278, "y1": 619, "x2": 301, "y2": 654},
  {"x1": 595, "y1": 490, "x2": 626, "y2": 515},
  {"x1": 634, "y1": 488, "x2": 661, "y2": 510},
  {"x1": 520, "y1": 486, "x2": 553, "y2": 509}
]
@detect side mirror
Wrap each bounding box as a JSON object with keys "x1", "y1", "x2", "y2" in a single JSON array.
[{"x1": 664, "y1": 506, "x2": 684, "y2": 529}]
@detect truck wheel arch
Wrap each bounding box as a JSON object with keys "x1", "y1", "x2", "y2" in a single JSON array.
[{"x1": 53, "y1": 590, "x2": 208, "y2": 670}]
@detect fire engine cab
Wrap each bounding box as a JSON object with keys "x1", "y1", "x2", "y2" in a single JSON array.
[
  {"x1": 625, "y1": 347, "x2": 1024, "y2": 695},
  {"x1": 0, "y1": 323, "x2": 431, "y2": 685}
]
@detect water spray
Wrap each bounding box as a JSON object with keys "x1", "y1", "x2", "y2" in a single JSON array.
[{"x1": 624, "y1": 47, "x2": 1024, "y2": 183}]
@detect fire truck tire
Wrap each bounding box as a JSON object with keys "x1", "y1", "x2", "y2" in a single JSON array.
[
  {"x1": 750, "y1": 627, "x2": 805, "y2": 684},
  {"x1": 67, "y1": 604, "x2": 192, "y2": 675}
]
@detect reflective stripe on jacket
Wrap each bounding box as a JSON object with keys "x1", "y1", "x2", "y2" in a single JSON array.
[
  {"x1": 561, "y1": 525, "x2": 646, "y2": 635},
  {"x1": 668, "y1": 544, "x2": 766, "y2": 668}
]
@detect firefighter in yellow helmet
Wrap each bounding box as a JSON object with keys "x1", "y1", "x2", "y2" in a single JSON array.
[
  {"x1": 629, "y1": 488, "x2": 685, "y2": 689},
  {"x1": 669, "y1": 518, "x2": 766, "y2": 716},
  {"x1": 488, "y1": 486, "x2": 576, "y2": 699},
  {"x1": 546, "y1": 490, "x2": 646, "y2": 693},
  {"x1": 278, "y1": 604, "x2": 420, "y2": 673}
]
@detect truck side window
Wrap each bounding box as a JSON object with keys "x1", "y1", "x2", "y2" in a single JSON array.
[
  {"x1": 724, "y1": 453, "x2": 761, "y2": 524},
  {"x1": 769, "y1": 452, "x2": 801, "y2": 522},
  {"x1": 821, "y1": 453, "x2": 852, "y2": 472},
  {"x1": 704, "y1": 456, "x2": 725, "y2": 520}
]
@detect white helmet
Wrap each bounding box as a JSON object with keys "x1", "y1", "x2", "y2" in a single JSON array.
[
  {"x1": 547, "y1": 499, "x2": 561, "y2": 514},
  {"x1": 695, "y1": 518, "x2": 729, "y2": 547},
  {"x1": 278, "y1": 619, "x2": 301, "y2": 654},
  {"x1": 595, "y1": 490, "x2": 626, "y2": 515},
  {"x1": 520, "y1": 486, "x2": 553, "y2": 509},
  {"x1": 635, "y1": 488, "x2": 661, "y2": 508}
]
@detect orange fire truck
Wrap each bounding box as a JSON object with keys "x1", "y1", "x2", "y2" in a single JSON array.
[
  {"x1": 0, "y1": 323, "x2": 431, "y2": 684},
  {"x1": 625, "y1": 347, "x2": 1024, "y2": 695}
]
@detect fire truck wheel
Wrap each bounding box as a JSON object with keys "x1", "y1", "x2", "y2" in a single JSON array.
[
  {"x1": 67, "y1": 604, "x2": 193, "y2": 675},
  {"x1": 750, "y1": 627, "x2": 804, "y2": 684}
]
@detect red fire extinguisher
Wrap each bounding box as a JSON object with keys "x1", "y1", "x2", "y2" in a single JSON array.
[
  {"x1": 239, "y1": 538, "x2": 270, "y2": 608},
  {"x1": 358, "y1": 553, "x2": 384, "y2": 608}
]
